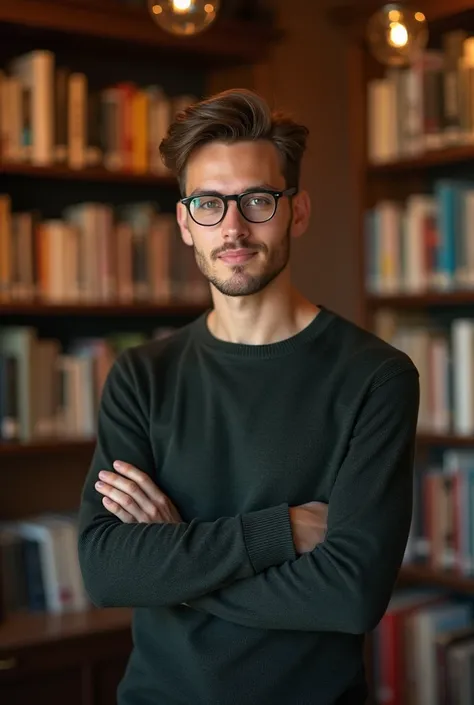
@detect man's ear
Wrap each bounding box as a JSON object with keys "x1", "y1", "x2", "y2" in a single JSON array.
[
  {"x1": 176, "y1": 202, "x2": 193, "y2": 247},
  {"x1": 290, "y1": 190, "x2": 311, "y2": 240}
]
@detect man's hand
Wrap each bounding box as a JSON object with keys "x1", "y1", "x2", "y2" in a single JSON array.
[
  {"x1": 96, "y1": 461, "x2": 328, "y2": 555},
  {"x1": 95, "y1": 461, "x2": 182, "y2": 524},
  {"x1": 289, "y1": 502, "x2": 328, "y2": 554}
]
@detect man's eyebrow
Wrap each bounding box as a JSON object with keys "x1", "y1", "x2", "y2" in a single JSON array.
[
  {"x1": 187, "y1": 189, "x2": 222, "y2": 198},
  {"x1": 187, "y1": 183, "x2": 281, "y2": 198}
]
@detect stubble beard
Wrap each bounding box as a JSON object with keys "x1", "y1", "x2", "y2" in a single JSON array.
[{"x1": 193, "y1": 225, "x2": 291, "y2": 297}]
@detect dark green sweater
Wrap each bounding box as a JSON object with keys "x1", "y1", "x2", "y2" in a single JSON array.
[{"x1": 77, "y1": 306, "x2": 419, "y2": 705}]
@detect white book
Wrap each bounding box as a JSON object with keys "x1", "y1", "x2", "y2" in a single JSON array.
[
  {"x1": 375, "y1": 200, "x2": 402, "y2": 293},
  {"x1": 76, "y1": 353, "x2": 95, "y2": 437},
  {"x1": 367, "y1": 77, "x2": 398, "y2": 163},
  {"x1": 452, "y1": 319, "x2": 474, "y2": 435},
  {"x1": 10, "y1": 50, "x2": 54, "y2": 166},
  {"x1": 14, "y1": 519, "x2": 64, "y2": 613},
  {"x1": 40, "y1": 514, "x2": 89, "y2": 612}
]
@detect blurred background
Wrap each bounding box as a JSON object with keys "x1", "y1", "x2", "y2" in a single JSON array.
[{"x1": 2, "y1": 1, "x2": 474, "y2": 703}]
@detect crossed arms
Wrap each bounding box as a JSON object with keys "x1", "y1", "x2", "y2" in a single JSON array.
[{"x1": 77, "y1": 350, "x2": 419, "y2": 634}]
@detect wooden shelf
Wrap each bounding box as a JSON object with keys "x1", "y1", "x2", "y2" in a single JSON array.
[
  {"x1": 368, "y1": 144, "x2": 474, "y2": 173},
  {"x1": 0, "y1": 606, "x2": 132, "y2": 651},
  {"x1": 0, "y1": 161, "x2": 178, "y2": 187},
  {"x1": 0, "y1": 438, "x2": 95, "y2": 457},
  {"x1": 366, "y1": 291, "x2": 474, "y2": 308},
  {"x1": 0, "y1": 301, "x2": 208, "y2": 316},
  {"x1": 399, "y1": 565, "x2": 474, "y2": 594},
  {"x1": 0, "y1": 0, "x2": 280, "y2": 63},
  {"x1": 416, "y1": 433, "x2": 474, "y2": 447}
]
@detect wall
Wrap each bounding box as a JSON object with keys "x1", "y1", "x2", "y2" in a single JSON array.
[{"x1": 209, "y1": 0, "x2": 358, "y2": 323}]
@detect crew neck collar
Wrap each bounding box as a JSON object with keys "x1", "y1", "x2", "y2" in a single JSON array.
[{"x1": 191, "y1": 305, "x2": 335, "y2": 359}]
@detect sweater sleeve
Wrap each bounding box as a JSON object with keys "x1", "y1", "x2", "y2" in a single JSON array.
[
  {"x1": 186, "y1": 364, "x2": 419, "y2": 633},
  {"x1": 77, "y1": 351, "x2": 296, "y2": 608}
]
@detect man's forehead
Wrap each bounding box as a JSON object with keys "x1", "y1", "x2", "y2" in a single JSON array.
[{"x1": 184, "y1": 141, "x2": 285, "y2": 195}]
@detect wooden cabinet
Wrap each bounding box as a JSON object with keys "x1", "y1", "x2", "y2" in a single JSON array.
[
  {"x1": 92, "y1": 655, "x2": 132, "y2": 705},
  {"x1": 2, "y1": 668, "x2": 84, "y2": 705},
  {"x1": 0, "y1": 608, "x2": 133, "y2": 705}
]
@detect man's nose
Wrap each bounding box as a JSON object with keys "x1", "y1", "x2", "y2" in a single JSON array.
[{"x1": 221, "y1": 201, "x2": 250, "y2": 241}]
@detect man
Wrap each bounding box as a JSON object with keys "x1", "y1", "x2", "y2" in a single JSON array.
[{"x1": 77, "y1": 89, "x2": 419, "y2": 705}]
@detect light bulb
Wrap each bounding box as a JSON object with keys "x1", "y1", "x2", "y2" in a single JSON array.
[
  {"x1": 366, "y1": 3, "x2": 428, "y2": 67},
  {"x1": 173, "y1": 0, "x2": 192, "y2": 11},
  {"x1": 389, "y1": 22, "x2": 408, "y2": 48},
  {"x1": 148, "y1": 0, "x2": 220, "y2": 36}
]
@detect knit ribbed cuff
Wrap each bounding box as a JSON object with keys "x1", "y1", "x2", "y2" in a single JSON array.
[{"x1": 241, "y1": 503, "x2": 297, "y2": 574}]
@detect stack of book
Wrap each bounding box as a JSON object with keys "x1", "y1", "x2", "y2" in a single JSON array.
[
  {"x1": 0, "y1": 48, "x2": 196, "y2": 173},
  {"x1": 367, "y1": 29, "x2": 474, "y2": 164}
]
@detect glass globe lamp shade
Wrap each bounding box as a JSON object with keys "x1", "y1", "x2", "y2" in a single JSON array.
[
  {"x1": 148, "y1": 0, "x2": 220, "y2": 36},
  {"x1": 366, "y1": 3, "x2": 429, "y2": 67}
]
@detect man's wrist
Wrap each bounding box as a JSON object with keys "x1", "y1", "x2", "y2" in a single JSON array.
[{"x1": 241, "y1": 503, "x2": 296, "y2": 573}]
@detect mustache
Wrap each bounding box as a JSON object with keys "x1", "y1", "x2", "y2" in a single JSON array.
[{"x1": 211, "y1": 243, "x2": 266, "y2": 260}]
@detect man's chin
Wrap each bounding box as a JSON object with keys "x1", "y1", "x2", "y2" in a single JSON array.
[{"x1": 210, "y1": 273, "x2": 265, "y2": 297}]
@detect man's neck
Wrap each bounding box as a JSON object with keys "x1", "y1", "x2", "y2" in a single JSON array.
[{"x1": 206, "y1": 284, "x2": 320, "y2": 346}]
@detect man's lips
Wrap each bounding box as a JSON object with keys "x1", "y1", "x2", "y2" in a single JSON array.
[{"x1": 218, "y1": 250, "x2": 257, "y2": 264}]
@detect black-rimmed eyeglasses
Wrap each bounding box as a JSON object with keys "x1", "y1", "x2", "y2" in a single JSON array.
[{"x1": 180, "y1": 187, "x2": 297, "y2": 227}]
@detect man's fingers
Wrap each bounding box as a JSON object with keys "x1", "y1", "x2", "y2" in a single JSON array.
[
  {"x1": 101, "y1": 496, "x2": 136, "y2": 523},
  {"x1": 96, "y1": 478, "x2": 150, "y2": 522},
  {"x1": 98, "y1": 469, "x2": 158, "y2": 517},
  {"x1": 113, "y1": 461, "x2": 167, "y2": 504},
  {"x1": 97, "y1": 461, "x2": 183, "y2": 525}
]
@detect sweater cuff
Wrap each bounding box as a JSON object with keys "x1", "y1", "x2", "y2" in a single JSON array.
[{"x1": 241, "y1": 503, "x2": 297, "y2": 574}]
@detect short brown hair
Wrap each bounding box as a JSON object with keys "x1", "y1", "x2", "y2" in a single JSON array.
[{"x1": 159, "y1": 88, "x2": 309, "y2": 195}]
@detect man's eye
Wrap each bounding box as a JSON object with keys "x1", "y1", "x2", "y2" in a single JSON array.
[
  {"x1": 243, "y1": 195, "x2": 273, "y2": 208},
  {"x1": 195, "y1": 199, "x2": 221, "y2": 210}
]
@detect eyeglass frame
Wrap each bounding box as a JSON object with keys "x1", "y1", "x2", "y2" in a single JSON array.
[{"x1": 179, "y1": 187, "x2": 298, "y2": 226}]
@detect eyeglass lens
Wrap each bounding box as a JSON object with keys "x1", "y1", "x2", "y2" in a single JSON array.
[{"x1": 190, "y1": 192, "x2": 276, "y2": 225}]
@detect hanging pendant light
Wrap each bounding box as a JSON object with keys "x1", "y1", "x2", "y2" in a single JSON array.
[
  {"x1": 148, "y1": 0, "x2": 220, "y2": 36},
  {"x1": 366, "y1": 3, "x2": 429, "y2": 67}
]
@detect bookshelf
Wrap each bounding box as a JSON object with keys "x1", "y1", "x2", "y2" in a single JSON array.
[
  {"x1": 0, "y1": 301, "x2": 207, "y2": 316},
  {"x1": 0, "y1": 1, "x2": 282, "y2": 703},
  {"x1": 399, "y1": 564, "x2": 474, "y2": 594},
  {"x1": 417, "y1": 432, "x2": 474, "y2": 447},
  {"x1": 367, "y1": 291, "x2": 474, "y2": 307},
  {"x1": 329, "y1": 0, "x2": 474, "y2": 577},
  {"x1": 328, "y1": 1, "x2": 474, "y2": 702},
  {"x1": 367, "y1": 142, "x2": 474, "y2": 171},
  {"x1": 0, "y1": 161, "x2": 178, "y2": 185},
  {"x1": 0, "y1": 0, "x2": 280, "y2": 62},
  {"x1": 0, "y1": 438, "x2": 94, "y2": 457},
  {"x1": 0, "y1": 605, "x2": 132, "y2": 652}
]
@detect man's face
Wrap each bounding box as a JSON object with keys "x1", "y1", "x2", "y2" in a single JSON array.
[{"x1": 176, "y1": 140, "x2": 308, "y2": 297}]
